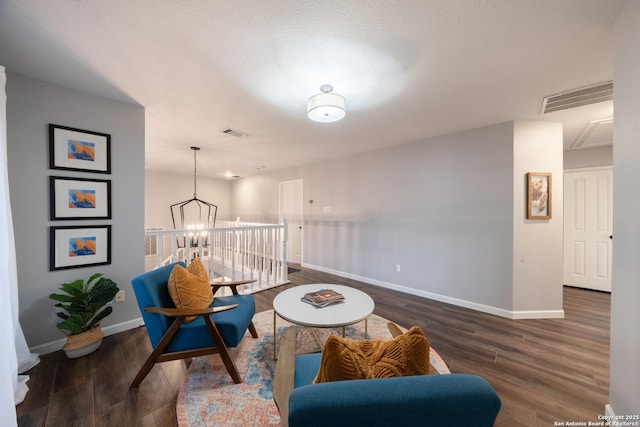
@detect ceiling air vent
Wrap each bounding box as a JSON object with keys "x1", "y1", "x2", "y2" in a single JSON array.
[
  {"x1": 221, "y1": 128, "x2": 250, "y2": 138},
  {"x1": 541, "y1": 81, "x2": 613, "y2": 114}
]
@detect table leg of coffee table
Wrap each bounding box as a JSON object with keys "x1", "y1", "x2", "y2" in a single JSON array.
[
  {"x1": 365, "y1": 318, "x2": 368, "y2": 338},
  {"x1": 273, "y1": 311, "x2": 277, "y2": 359}
]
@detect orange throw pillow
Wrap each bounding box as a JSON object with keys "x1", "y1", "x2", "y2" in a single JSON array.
[
  {"x1": 187, "y1": 256, "x2": 209, "y2": 280},
  {"x1": 313, "y1": 326, "x2": 430, "y2": 383},
  {"x1": 167, "y1": 258, "x2": 212, "y2": 322}
]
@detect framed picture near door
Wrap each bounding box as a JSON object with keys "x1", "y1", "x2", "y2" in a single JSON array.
[{"x1": 527, "y1": 172, "x2": 552, "y2": 219}]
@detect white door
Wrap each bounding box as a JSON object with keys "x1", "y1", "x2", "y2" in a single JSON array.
[
  {"x1": 279, "y1": 179, "x2": 303, "y2": 264},
  {"x1": 563, "y1": 167, "x2": 613, "y2": 292}
]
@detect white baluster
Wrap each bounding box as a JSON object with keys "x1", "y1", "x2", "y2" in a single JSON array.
[
  {"x1": 220, "y1": 231, "x2": 226, "y2": 282},
  {"x1": 282, "y1": 219, "x2": 288, "y2": 282},
  {"x1": 172, "y1": 233, "x2": 179, "y2": 264},
  {"x1": 156, "y1": 232, "x2": 163, "y2": 268},
  {"x1": 232, "y1": 229, "x2": 238, "y2": 279}
]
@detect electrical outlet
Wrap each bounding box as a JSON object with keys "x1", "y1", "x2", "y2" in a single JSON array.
[
  {"x1": 394, "y1": 264, "x2": 401, "y2": 273},
  {"x1": 115, "y1": 290, "x2": 125, "y2": 303}
]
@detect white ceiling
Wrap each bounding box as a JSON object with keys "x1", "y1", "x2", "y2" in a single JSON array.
[{"x1": 0, "y1": 0, "x2": 624, "y2": 180}]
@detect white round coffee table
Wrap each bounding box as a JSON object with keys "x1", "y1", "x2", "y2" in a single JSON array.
[{"x1": 272, "y1": 284, "x2": 375, "y2": 358}]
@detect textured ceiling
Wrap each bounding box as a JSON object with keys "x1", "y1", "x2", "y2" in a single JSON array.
[{"x1": 0, "y1": 0, "x2": 624, "y2": 179}]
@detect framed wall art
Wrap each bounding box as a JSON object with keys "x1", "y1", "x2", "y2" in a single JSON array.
[
  {"x1": 49, "y1": 124, "x2": 111, "y2": 174},
  {"x1": 527, "y1": 172, "x2": 552, "y2": 220},
  {"x1": 49, "y1": 225, "x2": 111, "y2": 271},
  {"x1": 49, "y1": 176, "x2": 111, "y2": 220}
]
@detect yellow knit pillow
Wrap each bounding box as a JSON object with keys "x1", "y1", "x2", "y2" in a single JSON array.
[
  {"x1": 187, "y1": 256, "x2": 209, "y2": 280},
  {"x1": 167, "y1": 258, "x2": 212, "y2": 322},
  {"x1": 313, "y1": 326, "x2": 430, "y2": 383}
]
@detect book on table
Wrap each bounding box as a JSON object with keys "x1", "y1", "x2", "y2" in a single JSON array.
[{"x1": 301, "y1": 289, "x2": 345, "y2": 308}]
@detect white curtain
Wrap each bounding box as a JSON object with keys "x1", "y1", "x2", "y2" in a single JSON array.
[{"x1": 1, "y1": 66, "x2": 40, "y2": 426}]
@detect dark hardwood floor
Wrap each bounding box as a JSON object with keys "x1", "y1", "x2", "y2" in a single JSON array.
[{"x1": 16, "y1": 267, "x2": 610, "y2": 426}]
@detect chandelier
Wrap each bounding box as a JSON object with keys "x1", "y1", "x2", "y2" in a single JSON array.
[{"x1": 169, "y1": 146, "x2": 217, "y2": 248}]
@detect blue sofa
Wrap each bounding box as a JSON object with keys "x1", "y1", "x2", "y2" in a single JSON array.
[{"x1": 273, "y1": 327, "x2": 501, "y2": 427}]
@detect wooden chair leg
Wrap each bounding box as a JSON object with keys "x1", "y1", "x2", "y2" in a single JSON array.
[
  {"x1": 130, "y1": 316, "x2": 185, "y2": 388},
  {"x1": 204, "y1": 315, "x2": 242, "y2": 384},
  {"x1": 387, "y1": 322, "x2": 403, "y2": 338},
  {"x1": 248, "y1": 321, "x2": 258, "y2": 338},
  {"x1": 273, "y1": 326, "x2": 297, "y2": 427}
]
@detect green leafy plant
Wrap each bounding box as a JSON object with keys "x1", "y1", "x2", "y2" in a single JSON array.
[{"x1": 49, "y1": 273, "x2": 120, "y2": 336}]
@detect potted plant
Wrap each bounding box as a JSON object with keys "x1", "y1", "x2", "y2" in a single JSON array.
[{"x1": 49, "y1": 273, "x2": 119, "y2": 358}]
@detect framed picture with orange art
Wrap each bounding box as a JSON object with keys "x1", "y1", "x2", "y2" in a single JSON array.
[
  {"x1": 49, "y1": 124, "x2": 111, "y2": 174},
  {"x1": 49, "y1": 176, "x2": 111, "y2": 220},
  {"x1": 49, "y1": 225, "x2": 111, "y2": 271},
  {"x1": 527, "y1": 172, "x2": 552, "y2": 219}
]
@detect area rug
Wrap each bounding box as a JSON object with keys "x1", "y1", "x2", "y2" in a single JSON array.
[{"x1": 176, "y1": 310, "x2": 449, "y2": 427}]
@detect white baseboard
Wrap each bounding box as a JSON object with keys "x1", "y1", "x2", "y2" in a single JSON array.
[
  {"x1": 32, "y1": 263, "x2": 567, "y2": 356},
  {"x1": 30, "y1": 317, "x2": 144, "y2": 355},
  {"x1": 301, "y1": 263, "x2": 565, "y2": 320},
  {"x1": 511, "y1": 309, "x2": 565, "y2": 319},
  {"x1": 605, "y1": 404, "x2": 615, "y2": 418}
]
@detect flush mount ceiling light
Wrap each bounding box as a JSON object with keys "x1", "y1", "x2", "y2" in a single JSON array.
[{"x1": 307, "y1": 84, "x2": 346, "y2": 123}]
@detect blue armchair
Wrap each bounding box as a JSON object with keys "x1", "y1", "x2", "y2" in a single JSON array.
[
  {"x1": 273, "y1": 326, "x2": 501, "y2": 427},
  {"x1": 130, "y1": 262, "x2": 257, "y2": 388}
]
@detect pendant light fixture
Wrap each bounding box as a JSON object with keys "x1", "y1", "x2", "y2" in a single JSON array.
[
  {"x1": 169, "y1": 146, "x2": 217, "y2": 248},
  {"x1": 307, "y1": 84, "x2": 346, "y2": 123}
]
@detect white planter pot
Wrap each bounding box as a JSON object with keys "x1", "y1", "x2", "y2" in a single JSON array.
[{"x1": 62, "y1": 325, "x2": 104, "y2": 359}]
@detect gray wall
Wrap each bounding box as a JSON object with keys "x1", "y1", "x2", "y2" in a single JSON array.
[
  {"x1": 144, "y1": 170, "x2": 231, "y2": 271},
  {"x1": 564, "y1": 146, "x2": 613, "y2": 170},
  {"x1": 232, "y1": 172, "x2": 290, "y2": 224},
  {"x1": 304, "y1": 123, "x2": 515, "y2": 311},
  {"x1": 145, "y1": 170, "x2": 231, "y2": 229},
  {"x1": 610, "y1": 0, "x2": 640, "y2": 416},
  {"x1": 512, "y1": 120, "x2": 564, "y2": 315},
  {"x1": 6, "y1": 73, "x2": 145, "y2": 351},
  {"x1": 232, "y1": 121, "x2": 566, "y2": 316}
]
